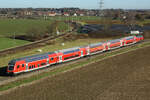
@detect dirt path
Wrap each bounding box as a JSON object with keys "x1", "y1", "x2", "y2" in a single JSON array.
[{"x1": 0, "y1": 46, "x2": 150, "y2": 100}]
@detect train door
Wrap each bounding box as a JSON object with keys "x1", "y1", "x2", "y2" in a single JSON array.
[
  {"x1": 26, "y1": 63, "x2": 28, "y2": 70},
  {"x1": 81, "y1": 50, "x2": 84, "y2": 57},
  {"x1": 120, "y1": 40, "x2": 123, "y2": 47},
  {"x1": 59, "y1": 56, "x2": 63, "y2": 63},
  {"x1": 124, "y1": 40, "x2": 126, "y2": 46},
  {"x1": 133, "y1": 36, "x2": 137, "y2": 43},
  {"x1": 106, "y1": 45, "x2": 108, "y2": 50},
  {"x1": 103, "y1": 44, "x2": 106, "y2": 51},
  {"x1": 104, "y1": 43, "x2": 108, "y2": 50},
  {"x1": 87, "y1": 47, "x2": 90, "y2": 55},
  {"x1": 47, "y1": 58, "x2": 49, "y2": 64},
  {"x1": 107, "y1": 42, "x2": 110, "y2": 50}
]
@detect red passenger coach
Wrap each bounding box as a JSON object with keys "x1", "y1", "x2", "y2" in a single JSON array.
[
  {"x1": 80, "y1": 46, "x2": 90, "y2": 56},
  {"x1": 59, "y1": 47, "x2": 81, "y2": 62},
  {"x1": 48, "y1": 53, "x2": 58, "y2": 64},
  {"x1": 135, "y1": 35, "x2": 144, "y2": 42},
  {"x1": 124, "y1": 36, "x2": 136, "y2": 45},
  {"x1": 89, "y1": 43, "x2": 104, "y2": 55},
  {"x1": 103, "y1": 42, "x2": 110, "y2": 51},
  {"x1": 109, "y1": 39, "x2": 121, "y2": 49}
]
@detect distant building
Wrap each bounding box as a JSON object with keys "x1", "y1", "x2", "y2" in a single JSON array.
[
  {"x1": 56, "y1": 13, "x2": 62, "y2": 16},
  {"x1": 80, "y1": 13, "x2": 84, "y2": 16},
  {"x1": 24, "y1": 10, "x2": 33, "y2": 16},
  {"x1": 64, "y1": 12, "x2": 69, "y2": 16},
  {"x1": 73, "y1": 13, "x2": 77, "y2": 16},
  {"x1": 47, "y1": 12, "x2": 56, "y2": 16}
]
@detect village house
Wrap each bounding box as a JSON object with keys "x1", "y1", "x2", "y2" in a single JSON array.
[
  {"x1": 63, "y1": 12, "x2": 70, "y2": 16},
  {"x1": 47, "y1": 12, "x2": 56, "y2": 16}
]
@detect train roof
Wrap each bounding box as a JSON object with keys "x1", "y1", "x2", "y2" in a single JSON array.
[
  {"x1": 9, "y1": 52, "x2": 55, "y2": 63},
  {"x1": 80, "y1": 45, "x2": 88, "y2": 48},
  {"x1": 109, "y1": 39, "x2": 121, "y2": 43},
  {"x1": 125, "y1": 36, "x2": 134, "y2": 39},
  {"x1": 124, "y1": 36, "x2": 135, "y2": 40},
  {"x1": 89, "y1": 42, "x2": 103, "y2": 48},
  {"x1": 58, "y1": 47, "x2": 79, "y2": 52},
  {"x1": 58, "y1": 47, "x2": 80, "y2": 54}
]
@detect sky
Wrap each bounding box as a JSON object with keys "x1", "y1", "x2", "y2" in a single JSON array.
[{"x1": 0, "y1": 0, "x2": 149, "y2": 9}]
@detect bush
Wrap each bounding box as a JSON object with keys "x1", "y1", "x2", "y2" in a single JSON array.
[
  {"x1": 26, "y1": 27, "x2": 46, "y2": 41},
  {"x1": 45, "y1": 21, "x2": 58, "y2": 37},
  {"x1": 25, "y1": 21, "x2": 58, "y2": 41}
]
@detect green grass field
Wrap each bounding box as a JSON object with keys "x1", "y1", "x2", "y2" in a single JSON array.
[
  {"x1": 0, "y1": 19, "x2": 69, "y2": 37},
  {"x1": 0, "y1": 19, "x2": 50, "y2": 36},
  {"x1": 44, "y1": 16, "x2": 100, "y2": 21},
  {"x1": 0, "y1": 16, "x2": 100, "y2": 37},
  {"x1": 0, "y1": 37, "x2": 30, "y2": 50}
]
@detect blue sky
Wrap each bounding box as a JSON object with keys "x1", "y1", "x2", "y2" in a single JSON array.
[{"x1": 0, "y1": 0, "x2": 149, "y2": 9}]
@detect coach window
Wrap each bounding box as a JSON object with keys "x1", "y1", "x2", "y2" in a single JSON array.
[
  {"x1": 51, "y1": 57, "x2": 54, "y2": 61},
  {"x1": 38, "y1": 64, "x2": 40, "y2": 67},
  {"x1": 22, "y1": 64, "x2": 24, "y2": 67},
  {"x1": 17, "y1": 65, "x2": 20, "y2": 69}
]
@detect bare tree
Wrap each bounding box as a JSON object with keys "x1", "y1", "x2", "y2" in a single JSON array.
[
  {"x1": 26, "y1": 27, "x2": 46, "y2": 41},
  {"x1": 45, "y1": 21, "x2": 58, "y2": 37}
]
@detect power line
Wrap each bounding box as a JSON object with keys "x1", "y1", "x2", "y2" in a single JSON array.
[{"x1": 99, "y1": 0, "x2": 104, "y2": 16}]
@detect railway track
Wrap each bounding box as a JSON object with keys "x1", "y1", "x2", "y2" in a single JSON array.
[
  {"x1": 0, "y1": 33, "x2": 69, "y2": 56},
  {"x1": 0, "y1": 39, "x2": 149, "y2": 86}
]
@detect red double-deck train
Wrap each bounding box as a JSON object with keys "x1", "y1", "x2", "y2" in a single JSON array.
[{"x1": 7, "y1": 35, "x2": 144, "y2": 75}]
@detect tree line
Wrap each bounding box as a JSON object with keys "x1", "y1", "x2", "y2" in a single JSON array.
[{"x1": 25, "y1": 21, "x2": 58, "y2": 41}]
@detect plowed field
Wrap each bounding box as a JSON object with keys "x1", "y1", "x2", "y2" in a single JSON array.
[{"x1": 1, "y1": 46, "x2": 150, "y2": 100}]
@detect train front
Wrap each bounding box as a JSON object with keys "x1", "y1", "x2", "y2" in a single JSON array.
[{"x1": 7, "y1": 60, "x2": 16, "y2": 75}]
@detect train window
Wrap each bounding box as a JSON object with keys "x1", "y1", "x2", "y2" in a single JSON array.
[
  {"x1": 29, "y1": 66, "x2": 31, "y2": 69},
  {"x1": 17, "y1": 65, "x2": 20, "y2": 69},
  {"x1": 64, "y1": 54, "x2": 79, "y2": 60},
  {"x1": 51, "y1": 57, "x2": 54, "y2": 61},
  {"x1": 41, "y1": 63, "x2": 46, "y2": 66},
  {"x1": 38, "y1": 64, "x2": 40, "y2": 67},
  {"x1": 22, "y1": 64, "x2": 24, "y2": 67}
]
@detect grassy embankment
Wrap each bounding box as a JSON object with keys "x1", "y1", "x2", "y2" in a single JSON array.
[
  {"x1": 0, "y1": 40, "x2": 150, "y2": 92},
  {"x1": 0, "y1": 37, "x2": 30, "y2": 50},
  {"x1": 137, "y1": 19, "x2": 150, "y2": 25}
]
